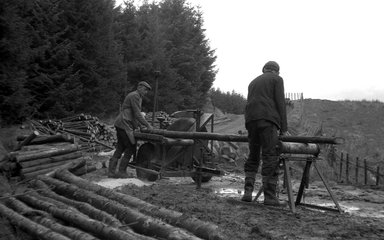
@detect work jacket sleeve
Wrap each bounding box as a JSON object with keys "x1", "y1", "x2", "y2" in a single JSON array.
[
  {"x1": 274, "y1": 77, "x2": 288, "y2": 132},
  {"x1": 130, "y1": 93, "x2": 151, "y2": 128}
]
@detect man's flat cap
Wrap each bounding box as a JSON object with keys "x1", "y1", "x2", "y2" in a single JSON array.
[{"x1": 138, "y1": 81, "x2": 152, "y2": 90}]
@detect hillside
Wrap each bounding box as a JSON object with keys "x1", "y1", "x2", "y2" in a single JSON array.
[
  {"x1": 213, "y1": 99, "x2": 384, "y2": 168},
  {"x1": 289, "y1": 99, "x2": 384, "y2": 167}
]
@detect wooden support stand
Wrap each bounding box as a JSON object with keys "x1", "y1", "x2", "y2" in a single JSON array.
[{"x1": 254, "y1": 155, "x2": 342, "y2": 213}]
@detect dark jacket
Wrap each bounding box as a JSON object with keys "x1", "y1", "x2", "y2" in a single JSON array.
[
  {"x1": 245, "y1": 72, "x2": 287, "y2": 132},
  {"x1": 114, "y1": 90, "x2": 151, "y2": 143}
]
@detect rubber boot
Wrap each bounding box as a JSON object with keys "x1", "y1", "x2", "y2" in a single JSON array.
[
  {"x1": 263, "y1": 176, "x2": 287, "y2": 206},
  {"x1": 115, "y1": 155, "x2": 131, "y2": 178},
  {"x1": 241, "y1": 172, "x2": 256, "y2": 202},
  {"x1": 108, "y1": 157, "x2": 118, "y2": 178}
]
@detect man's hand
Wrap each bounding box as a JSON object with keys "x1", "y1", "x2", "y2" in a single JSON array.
[{"x1": 280, "y1": 130, "x2": 290, "y2": 136}]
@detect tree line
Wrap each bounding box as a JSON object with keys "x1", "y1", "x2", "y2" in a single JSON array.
[
  {"x1": 0, "y1": 0, "x2": 217, "y2": 124},
  {"x1": 209, "y1": 88, "x2": 246, "y2": 115}
]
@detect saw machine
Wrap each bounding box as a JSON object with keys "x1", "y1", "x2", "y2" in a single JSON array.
[{"x1": 132, "y1": 109, "x2": 221, "y2": 186}]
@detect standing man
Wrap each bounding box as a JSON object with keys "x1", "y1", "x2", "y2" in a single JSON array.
[
  {"x1": 242, "y1": 61, "x2": 288, "y2": 206},
  {"x1": 109, "y1": 81, "x2": 153, "y2": 178}
]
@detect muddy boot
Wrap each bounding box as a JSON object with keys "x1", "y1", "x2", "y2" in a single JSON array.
[
  {"x1": 241, "y1": 172, "x2": 256, "y2": 202},
  {"x1": 263, "y1": 177, "x2": 287, "y2": 206},
  {"x1": 108, "y1": 157, "x2": 118, "y2": 178},
  {"x1": 115, "y1": 155, "x2": 131, "y2": 178}
]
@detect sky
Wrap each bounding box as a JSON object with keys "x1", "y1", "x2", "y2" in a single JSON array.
[{"x1": 116, "y1": 0, "x2": 384, "y2": 101}]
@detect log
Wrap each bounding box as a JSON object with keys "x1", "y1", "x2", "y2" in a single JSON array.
[
  {"x1": 44, "y1": 159, "x2": 86, "y2": 178},
  {"x1": 21, "y1": 158, "x2": 83, "y2": 174},
  {"x1": 19, "y1": 151, "x2": 83, "y2": 168},
  {"x1": 32, "y1": 179, "x2": 123, "y2": 227},
  {"x1": 17, "y1": 134, "x2": 74, "y2": 145},
  {"x1": 14, "y1": 131, "x2": 39, "y2": 151},
  {"x1": 141, "y1": 129, "x2": 344, "y2": 144},
  {"x1": 5, "y1": 197, "x2": 99, "y2": 240},
  {"x1": 38, "y1": 176, "x2": 202, "y2": 240},
  {"x1": 0, "y1": 202, "x2": 71, "y2": 240},
  {"x1": 22, "y1": 159, "x2": 82, "y2": 179},
  {"x1": 17, "y1": 194, "x2": 147, "y2": 240},
  {"x1": 55, "y1": 169, "x2": 223, "y2": 240},
  {"x1": 14, "y1": 144, "x2": 79, "y2": 162},
  {"x1": 71, "y1": 165, "x2": 97, "y2": 176},
  {"x1": 57, "y1": 129, "x2": 114, "y2": 150}
]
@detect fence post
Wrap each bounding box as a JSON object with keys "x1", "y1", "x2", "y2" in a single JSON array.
[
  {"x1": 355, "y1": 157, "x2": 359, "y2": 184},
  {"x1": 339, "y1": 152, "x2": 343, "y2": 182},
  {"x1": 346, "y1": 153, "x2": 349, "y2": 183},
  {"x1": 376, "y1": 166, "x2": 381, "y2": 186},
  {"x1": 364, "y1": 159, "x2": 368, "y2": 185}
]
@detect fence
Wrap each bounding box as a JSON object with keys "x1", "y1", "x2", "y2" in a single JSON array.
[
  {"x1": 328, "y1": 146, "x2": 382, "y2": 186},
  {"x1": 285, "y1": 92, "x2": 304, "y2": 101}
]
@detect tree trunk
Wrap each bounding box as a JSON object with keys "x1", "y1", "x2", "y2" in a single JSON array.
[
  {"x1": 16, "y1": 134, "x2": 75, "y2": 145},
  {"x1": 14, "y1": 131, "x2": 39, "y2": 151},
  {"x1": 0, "y1": 202, "x2": 71, "y2": 240},
  {"x1": 55, "y1": 169, "x2": 222, "y2": 240},
  {"x1": 21, "y1": 158, "x2": 83, "y2": 174},
  {"x1": 38, "y1": 176, "x2": 202, "y2": 240},
  {"x1": 32, "y1": 179, "x2": 123, "y2": 227},
  {"x1": 22, "y1": 159, "x2": 83, "y2": 179},
  {"x1": 19, "y1": 151, "x2": 83, "y2": 168},
  {"x1": 17, "y1": 194, "x2": 147, "y2": 240},
  {"x1": 13, "y1": 144, "x2": 79, "y2": 162},
  {"x1": 5, "y1": 197, "x2": 99, "y2": 240}
]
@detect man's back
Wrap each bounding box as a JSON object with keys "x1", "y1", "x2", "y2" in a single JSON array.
[{"x1": 245, "y1": 72, "x2": 287, "y2": 132}]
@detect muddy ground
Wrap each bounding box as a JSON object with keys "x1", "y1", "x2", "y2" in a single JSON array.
[{"x1": 83, "y1": 152, "x2": 384, "y2": 240}]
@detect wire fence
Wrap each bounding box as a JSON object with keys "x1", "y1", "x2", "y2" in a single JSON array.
[{"x1": 328, "y1": 146, "x2": 382, "y2": 186}]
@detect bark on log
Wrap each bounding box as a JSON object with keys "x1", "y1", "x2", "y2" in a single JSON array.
[
  {"x1": 17, "y1": 134, "x2": 75, "y2": 145},
  {"x1": 21, "y1": 158, "x2": 83, "y2": 174},
  {"x1": 5, "y1": 197, "x2": 99, "y2": 240},
  {"x1": 0, "y1": 202, "x2": 71, "y2": 240},
  {"x1": 22, "y1": 159, "x2": 82, "y2": 179},
  {"x1": 14, "y1": 131, "x2": 39, "y2": 151},
  {"x1": 19, "y1": 152, "x2": 83, "y2": 168},
  {"x1": 71, "y1": 165, "x2": 97, "y2": 176},
  {"x1": 32, "y1": 179, "x2": 123, "y2": 227},
  {"x1": 14, "y1": 144, "x2": 79, "y2": 162},
  {"x1": 55, "y1": 169, "x2": 222, "y2": 240},
  {"x1": 17, "y1": 194, "x2": 148, "y2": 240},
  {"x1": 44, "y1": 159, "x2": 86, "y2": 178},
  {"x1": 38, "y1": 176, "x2": 202, "y2": 240}
]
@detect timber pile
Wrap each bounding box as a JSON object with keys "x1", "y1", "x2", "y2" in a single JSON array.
[
  {"x1": 30, "y1": 114, "x2": 116, "y2": 150},
  {"x1": 0, "y1": 169, "x2": 224, "y2": 240},
  {"x1": 3, "y1": 131, "x2": 93, "y2": 179},
  {"x1": 145, "y1": 111, "x2": 176, "y2": 129}
]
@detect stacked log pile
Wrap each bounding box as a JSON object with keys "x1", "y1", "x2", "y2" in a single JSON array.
[
  {"x1": 5, "y1": 131, "x2": 93, "y2": 179},
  {"x1": 0, "y1": 169, "x2": 224, "y2": 240},
  {"x1": 30, "y1": 113, "x2": 116, "y2": 150}
]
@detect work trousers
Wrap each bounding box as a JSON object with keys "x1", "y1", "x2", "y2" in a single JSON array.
[
  {"x1": 112, "y1": 127, "x2": 136, "y2": 163},
  {"x1": 244, "y1": 120, "x2": 280, "y2": 178}
]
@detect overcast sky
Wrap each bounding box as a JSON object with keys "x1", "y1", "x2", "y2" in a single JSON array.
[{"x1": 117, "y1": 0, "x2": 384, "y2": 101}]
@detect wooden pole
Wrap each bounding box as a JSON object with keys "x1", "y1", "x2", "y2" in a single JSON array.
[
  {"x1": 355, "y1": 157, "x2": 359, "y2": 185},
  {"x1": 346, "y1": 153, "x2": 349, "y2": 183},
  {"x1": 339, "y1": 152, "x2": 343, "y2": 182},
  {"x1": 364, "y1": 159, "x2": 368, "y2": 185}
]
